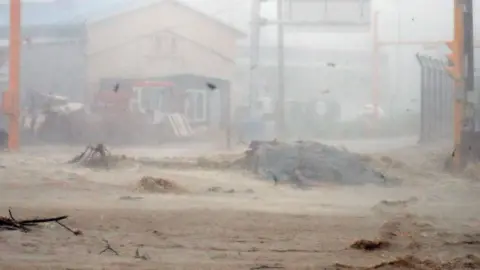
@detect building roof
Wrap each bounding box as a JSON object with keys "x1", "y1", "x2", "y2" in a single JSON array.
[
  {"x1": 0, "y1": 0, "x2": 244, "y2": 37},
  {"x1": 87, "y1": 0, "x2": 245, "y2": 37}
]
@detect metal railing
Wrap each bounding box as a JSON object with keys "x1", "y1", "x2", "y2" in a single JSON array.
[{"x1": 416, "y1": 54, "x2": 454, "y2": 143}]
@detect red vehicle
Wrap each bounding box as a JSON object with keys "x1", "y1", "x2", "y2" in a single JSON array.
[
  {"x1": 92, "y1": 80, "x2": 184, "y2": 114},
  {"x1": 90, "y1": 80, "x2": 188, "y2": 144}
]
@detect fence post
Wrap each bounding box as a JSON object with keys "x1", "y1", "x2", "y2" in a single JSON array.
[
  {"x1": 416, "y1": 54, "x2": 425, "y2": 142},
  {"x1": 433, "y1": 59, "x2": 447, "y2": 139},
  {"x1": 425, "y1": 56, "x2": 434, "y2": 142},
  {"x1": 431, "y1": 57, "x2": 438, "y2": 138},
  {"x1": 434, "y1": 58, "x2": 445, "y2": 138},
  {"x1": 416, "y1": 54, "x2": 429, "y2": 143},
  {"x1": 434, "y1": 59, "x2": 444, "y2": 138}
]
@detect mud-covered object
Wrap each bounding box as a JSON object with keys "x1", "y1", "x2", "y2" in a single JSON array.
[{"x1": 245, "y1": 141, "x2": 389, "y2": 186}]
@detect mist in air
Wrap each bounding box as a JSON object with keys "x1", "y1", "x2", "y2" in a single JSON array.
[
  {"x1": 1, "y1": 4, "x2": 480, "y2": 269},
  {"x1": 0, "y1": 0, "x2": 477, "y2": 145}
]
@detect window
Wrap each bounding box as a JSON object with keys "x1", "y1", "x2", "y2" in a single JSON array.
[{"x1": 185, "y1": 89, "x2": 206, "y2": 123}]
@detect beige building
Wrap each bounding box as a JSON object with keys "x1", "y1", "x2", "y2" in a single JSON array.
[{"x1": 86, "y1": 0, "x2": 244, "y2": 92}]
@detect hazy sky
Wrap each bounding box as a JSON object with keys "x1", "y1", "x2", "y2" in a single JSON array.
[{"x1": 0, "y1": 0, "x2": 478, "y2": 48}]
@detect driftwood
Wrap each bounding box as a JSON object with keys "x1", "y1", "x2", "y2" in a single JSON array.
[{"x1": 0, "y1": 208, "x2": 80, "y2": 235}]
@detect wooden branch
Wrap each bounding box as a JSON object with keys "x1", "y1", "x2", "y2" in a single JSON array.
[
  {"x1": 19, "y1": 215, "x2": 68, "y2": 225},
  {"x1": 0, "y1": 209, "x2": 72, "y2": 234},
  {"x1": 56, "y1": 221, "x2": 82, "y2": 236},
  {"x1": 7, "y1": 208, "x2": 30, "y2": 232}
]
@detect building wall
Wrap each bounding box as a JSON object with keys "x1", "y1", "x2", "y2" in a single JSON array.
[
  {"x1": 86, "y1": 1, "x2": 239, "y2": 94},
  {"x1": 88, "y1": 31, "x2": 233, "y2": 82}
]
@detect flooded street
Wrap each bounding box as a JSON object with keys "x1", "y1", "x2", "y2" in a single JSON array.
[{"x1": 0, "y1": 139, "x2": 479, "y2": 269}]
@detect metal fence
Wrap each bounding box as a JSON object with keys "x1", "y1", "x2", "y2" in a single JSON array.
[{"x1": 416, "y1": 54, "x2": 454, "y2": 143}]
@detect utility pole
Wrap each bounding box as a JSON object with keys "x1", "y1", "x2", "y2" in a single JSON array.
[
  {"x1": 460, "y1": 0, "x2": 475, "y2": 165},
  {"x1": 250, "y1": 0, "x2": 370, "y2": 138},
  {"x1": 276, "y1": 0, "x2": 285, "y2": 137},
  {"x1": 463, "y1": 0, "x2": 474, "y2": 128},
  {"x1": 249, "y1": 0, "x2": 286, "y2": 138},
  {"x1": 249, "y1": 0, "x2": 261, "y2": 107},
  {"x1": 445, "y1": 0, "x2": 474, "y2": 168},
  {"x1": 4, "y1": 0, "x2": 21, "y2": 151},
  {"x1": 372, "y1": 11, "x2": 379, "y2": 118}
]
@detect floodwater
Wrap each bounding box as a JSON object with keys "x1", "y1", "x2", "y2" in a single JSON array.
[{"x1": 0, "y1": 137, "x2": 479, "y2": 269}]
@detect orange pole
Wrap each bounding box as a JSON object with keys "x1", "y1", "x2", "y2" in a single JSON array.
[
  {"x1": 372, "y1": 11, "x2": 379, "y2": 118},
  {"x1": 7, "y1": 0, "x2": 21, "y2": 151},
  {"x1": 452, "y1": 0, "x2": 464, "y2": 169}
]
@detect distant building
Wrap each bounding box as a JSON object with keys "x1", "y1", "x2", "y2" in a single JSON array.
[
  {"x1": 236, "y1": 46, "x2": 389, "y2": 119},
  {"x1": 86, "y1": 0, "x2": 245, "y2": 97},
  {"x1": 0, "y1": 0, "x2": 87, "y2": 129},
  {"x1": 0, "y1": 0, "x2": 87, "y2": 102}
]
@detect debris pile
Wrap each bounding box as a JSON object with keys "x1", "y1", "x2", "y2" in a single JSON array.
[
  {"x1": 69, "y1": 144, "x2": 132, "y2": 169},
  {"x1": 242, "y1": 140, "x2": 390, "y2": 186},
  {"x1": 135, "y1": 176, "x2": 186, "y2": 194},
  {"x1": 69, "y1": 144, "x2": 111, "y2": 168}
]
